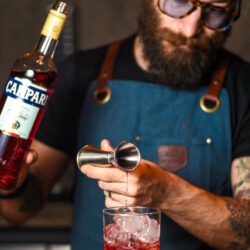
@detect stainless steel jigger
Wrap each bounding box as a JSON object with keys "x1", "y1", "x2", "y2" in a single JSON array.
[{"x1": 76, "y1": 141, "x2": 141, "y2": 172}]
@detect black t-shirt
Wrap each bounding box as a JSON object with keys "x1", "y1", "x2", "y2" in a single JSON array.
[{"x1": 36, "y1": 35, "x2": 250, "y2": 161}]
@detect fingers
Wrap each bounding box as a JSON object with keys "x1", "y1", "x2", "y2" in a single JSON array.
[
  {"x1": 25, "y1": 149, "x2": 38, "y2": 165},
  {"x1": 101, "y1": 139, "x2": 114, "y2": 151},
  {"x1": 81, "y1": 164, "x2": 127, "y2": 182},
  {"x1": 19, "y1": 149, "x2": 38, "y2": 183},
  {"x1": 105, "y1": 198, "x2": 123, "y2": 208},
  {"x1": 103, "y1": 190, "x2": 123, "y2": 207},
  {"x1": 103, "y1": 190, "x2": 137, "y2": 207},
  {"x1": 99, "y1": 181, "x2": 128, "y2": 195}
]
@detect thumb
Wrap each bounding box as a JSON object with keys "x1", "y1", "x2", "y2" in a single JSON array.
[
  {"x1": 25, "y1": 149, "x2": 38, "y2": 165},
  {"x1": 100, "y1": 139, "x2": 114, "y2": 151}
]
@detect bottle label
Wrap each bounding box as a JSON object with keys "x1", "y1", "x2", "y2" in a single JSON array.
[
  {"x1": 0, "y1": 77, "x2": 50, "y2": 139},
  {"x1": 41, "y1": 9, "x2": 67, "y2": 40}
]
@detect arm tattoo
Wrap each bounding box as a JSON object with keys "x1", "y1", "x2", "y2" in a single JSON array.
[
  {"x1": 225, "y1": 198, "x2": 250, "y2": 250},
  {"x1": 19, "y1": 174, "x2": 44, "y2": 213},
  {"x1": 233, "y1": 158, "x2": 250, "y2": 198}
]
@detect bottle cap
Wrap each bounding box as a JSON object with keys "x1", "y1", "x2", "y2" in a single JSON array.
[{"x1": 41, "y1": 0, "x2": 71, "y2": 40}]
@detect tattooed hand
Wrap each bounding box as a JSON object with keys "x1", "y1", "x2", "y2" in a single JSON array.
[
  {"x1": 227, "y1": 157, "x2": 250, "y2": 249},
  {"x1": 231, "y1": 157, "x2": 250, "y2": 199}
]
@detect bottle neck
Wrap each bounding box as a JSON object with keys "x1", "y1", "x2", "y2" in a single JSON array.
[{"x1": 34, "y1": 35, "x2": 58, "y2": 58}]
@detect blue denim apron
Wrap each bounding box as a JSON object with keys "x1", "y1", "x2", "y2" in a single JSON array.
[{"x1": 72, "y1": 79, "x2": 232, "y2": 250}]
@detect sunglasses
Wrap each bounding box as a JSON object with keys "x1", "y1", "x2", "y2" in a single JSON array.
[{"x1": 158, "y1": 0, "x2": 241, "y2": 31}]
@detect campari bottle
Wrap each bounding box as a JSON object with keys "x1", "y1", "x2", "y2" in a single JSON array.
[{"x1": 0, "y1": 0, "x2": 71, "y2": 190}]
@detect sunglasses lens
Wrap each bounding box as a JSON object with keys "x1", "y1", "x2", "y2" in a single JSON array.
[
  {"x1": 159, "y1": 0, "x2": 194, "y2": 17},
  {"x1": 203, "y1": 6, "x2": 234, "y2": 30}
]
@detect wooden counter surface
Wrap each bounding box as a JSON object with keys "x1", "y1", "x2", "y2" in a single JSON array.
[
  {"x1": 0, "y1": 201, "x2": 73, "y2": 229},
  {"x1": 0, "y1": 201, "x2": 73, "y2": 244}
]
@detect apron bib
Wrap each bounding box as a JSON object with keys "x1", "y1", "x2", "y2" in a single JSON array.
[{"x1": 71, "y1": 79, "x2": 232, "y2": 250}]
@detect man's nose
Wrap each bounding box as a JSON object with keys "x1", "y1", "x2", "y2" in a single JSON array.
[{"x1": 180, "y1": 8, "x2": 203, "y2": 37}]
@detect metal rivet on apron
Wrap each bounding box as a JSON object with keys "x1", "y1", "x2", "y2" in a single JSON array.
[
  {"x1": 135, "y1": 136, "x2": 141, "y2": 142},
  {"x1": 206, "y1": 138, "x2": 212, "y2": 144}
]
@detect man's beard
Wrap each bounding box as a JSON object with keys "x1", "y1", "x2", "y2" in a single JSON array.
[{"x1": 138, "y1": 0, "x2": 231, "y2": 90}]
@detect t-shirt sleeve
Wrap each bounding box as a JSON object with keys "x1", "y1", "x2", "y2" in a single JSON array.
[
  {"x1": 36, "y1": 55, "x2": 77, "y2": 155},
  {"x1": 228, "y1": 56, "x2": 250, "y2": 160},
  {"x1": 35, "y1": 47, "x2": 107, "y2": 156}
]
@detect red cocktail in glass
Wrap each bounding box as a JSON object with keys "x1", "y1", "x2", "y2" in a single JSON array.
[{"x1": 103, "y1": 206, "x2": 161, "y2": 250}]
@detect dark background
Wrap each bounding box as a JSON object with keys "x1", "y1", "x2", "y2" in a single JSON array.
[
  {"x1": 0, "y1": 0, "x2": 249, "y2": 248},
  {"x1": 0, "y1": 0, "x2": 250, "y2": 88}
]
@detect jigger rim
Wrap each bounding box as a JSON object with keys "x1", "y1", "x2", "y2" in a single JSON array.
[{"x1": 113, "y1": 141, "x2": 141, "y2": 172}]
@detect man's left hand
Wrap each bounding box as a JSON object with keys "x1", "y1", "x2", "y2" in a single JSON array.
[{"x1": 79, "y1": 139, "x2": 168, "y2": 208}]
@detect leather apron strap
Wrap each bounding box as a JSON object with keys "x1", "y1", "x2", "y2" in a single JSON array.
[
  {"x1": 200, "y1": 49, "x2": 231, "y2": 113},
  {"x1": 94, "y1": 40, "x2": 123, "y2": 104},
  {"x1": 94, "y1": 40, "x2": 231, "y2": 112}
]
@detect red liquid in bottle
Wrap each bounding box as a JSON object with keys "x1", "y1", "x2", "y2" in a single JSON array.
[{"x1": 0, "y1": 69, "x2": 56, "y2": 190}]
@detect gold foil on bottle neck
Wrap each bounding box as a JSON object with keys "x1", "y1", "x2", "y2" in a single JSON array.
[{"x1": 41, "y1": 9, "x2": 67, "y2": 40}]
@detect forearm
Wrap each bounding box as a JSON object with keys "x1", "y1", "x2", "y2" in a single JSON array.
[
  {"x1": 0, "y1": 140, "x2": 70, "y2": 226},
  {"x1": 160, "y1": 172, "x2": 250, "y2": 249},
  {"x1": 0, "y1": 173, "x2": 46, "y2": 226}
]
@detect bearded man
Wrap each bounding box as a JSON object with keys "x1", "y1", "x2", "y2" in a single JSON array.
[{"x1": 1, "y1": 0, "x2": 250, "y2": 249}]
